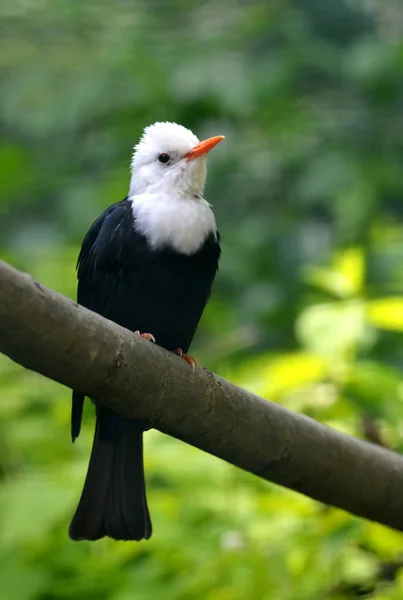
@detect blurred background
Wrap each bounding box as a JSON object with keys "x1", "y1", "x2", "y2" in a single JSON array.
[{"x1": 2, "y1": 0, "x2": 403, "y2": 598}]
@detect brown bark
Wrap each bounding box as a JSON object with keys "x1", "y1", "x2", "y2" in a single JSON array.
[{"x1": 1, "y1": 259, "x2": 403, "y2": 530}]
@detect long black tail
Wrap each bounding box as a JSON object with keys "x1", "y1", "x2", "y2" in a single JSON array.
[{"x1": 69, "y1": 404, "x2": 152, "y2": 541}]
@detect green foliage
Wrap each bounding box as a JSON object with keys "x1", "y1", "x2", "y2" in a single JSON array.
[{"x1": 1, "y1": 0, "x2": 403, "y2": 598}]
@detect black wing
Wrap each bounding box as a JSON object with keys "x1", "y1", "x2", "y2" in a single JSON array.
[
  {"x1": 72, "y1": 198, "x2": 134, "y2": 441},
  {"x1": 76, "y1": 199, "x2": 135, "y2": 313}
]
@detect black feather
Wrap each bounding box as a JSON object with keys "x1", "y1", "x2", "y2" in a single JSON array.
[{"x1": 70, "y1": 198, "x2": 220, "y2": 541}]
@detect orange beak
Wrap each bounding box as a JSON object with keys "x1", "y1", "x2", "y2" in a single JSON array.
[{"x1": 185, "y1": 135, "x2": 225, "y2": 162}]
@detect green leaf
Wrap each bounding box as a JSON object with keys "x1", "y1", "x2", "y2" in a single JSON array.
[
  {"x1": 366, "y1": 298, "x2": 403, "y2": 332},
  {"x1": 296, "y1": 300, "x2": 367, "y2": 359}
]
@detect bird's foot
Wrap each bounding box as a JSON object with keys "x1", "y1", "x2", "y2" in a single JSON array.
[
  {"x1": 175, "y1": 348, "x2": 198, "y2": 372},
  {"x1": 135, "y1": 331, "x2": 156, "y2": 343}
]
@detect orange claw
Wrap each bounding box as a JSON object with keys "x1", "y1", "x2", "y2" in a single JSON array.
[
  {"x1": 135, "y1": 331, "x2": 156, "y2": 343},
  {"x1": 175, "y1": 348, "x2": 198, "y2": 372}
]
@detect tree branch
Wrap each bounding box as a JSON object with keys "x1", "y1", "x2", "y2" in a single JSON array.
[{"x1": 1, "y1": 259, "x2": 403, "y2": 531}]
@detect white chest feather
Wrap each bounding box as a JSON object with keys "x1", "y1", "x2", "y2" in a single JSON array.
[{"x1": 130, "y1": 193, "x2": 217, "y2": 255}]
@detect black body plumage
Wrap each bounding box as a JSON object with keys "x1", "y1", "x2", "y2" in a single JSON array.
[{"x1": 69, "y1": 198, "x2": 220, "y2": 541}]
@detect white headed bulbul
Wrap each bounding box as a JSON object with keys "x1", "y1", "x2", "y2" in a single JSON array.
[{"x1": 69, "y1": 122, "x2": 224, "y2": 541}]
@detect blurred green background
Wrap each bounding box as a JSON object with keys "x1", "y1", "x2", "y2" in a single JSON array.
[{"x1": 2, "y1": 0, "x2": 403, "y2": 598}]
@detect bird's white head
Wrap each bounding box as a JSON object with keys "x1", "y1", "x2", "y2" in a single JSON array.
[
  {"x1": 128, "y1": 122, "x2": 224, "y2": 255},
  {"x1": 129, "y1": 121, "x2": 224, "y2": 197}
]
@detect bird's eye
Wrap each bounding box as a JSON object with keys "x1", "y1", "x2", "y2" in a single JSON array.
[{"x1": 158, "y1": 153, "x2": 171, "y2": 164}]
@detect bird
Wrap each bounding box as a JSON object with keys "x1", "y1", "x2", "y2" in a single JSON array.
[{"x1": 69, "y1": 121, "x2": 224, "y2": 542}]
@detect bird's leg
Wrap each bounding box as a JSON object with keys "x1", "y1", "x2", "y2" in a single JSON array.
[
  {"x1": 175, "y1": 348, "x2": 198, "y2": 372},
  {"x1": 134, "y1": 331, "x2": 156, "y2": 343}
]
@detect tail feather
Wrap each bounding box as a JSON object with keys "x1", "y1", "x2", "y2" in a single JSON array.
[
  {"x1": 109, "y1": 420, "x2": 152, "y2": 539},
  {"x1": 105, "y1": 427, "x2": 130, "y2": 539},
  {"x1": 69, "y1": 405, "x2": 151, "y2": 542}
]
